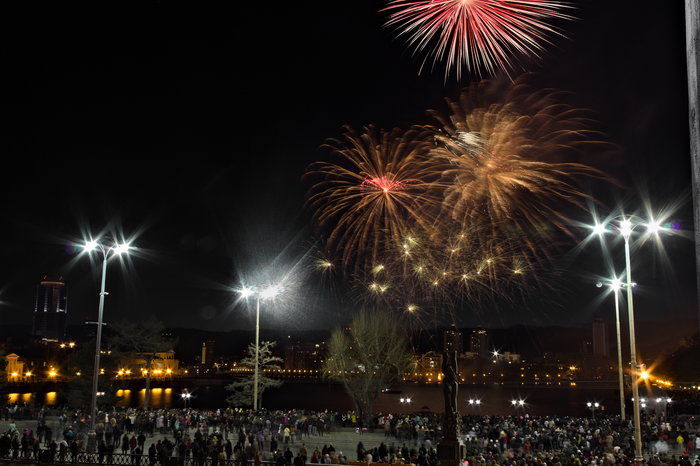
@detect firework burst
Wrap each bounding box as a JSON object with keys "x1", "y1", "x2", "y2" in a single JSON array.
[
  {"x1": 305, "y1": 125, "x2": 439, "y2": 273},
  {"x1": 426, "y1": 78, "x2": 610, "y2": 263},
  {"x1": 382, "y1": 0, "x2": 574, "y2": 79},
  {"x1": 306, "y1": 77, "x2": 614, "y2": 326}
]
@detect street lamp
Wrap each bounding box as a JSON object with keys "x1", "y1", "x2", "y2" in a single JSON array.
[
  {"x1": 181, "y1": 391, "x2": 192, "y2": 409},
  {"x1": 586, "y1": 401, "x2": 600, "y2": 420},
  {"x1": 596, "y1": 277, "x2": 626, "y2": 420},
  {"x1": 591, "y1": 215, "x2": 670, "y2": 464},
  {"x1": 238, "y1": 283, "x2": 281, "y2": 411},
  {"x1": 82, "y1": 238, "x2": 131, "y2": 451}
]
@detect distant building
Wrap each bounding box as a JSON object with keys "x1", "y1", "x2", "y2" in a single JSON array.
[
  {"x1": 119, "y1": 351, "x2": 180, "y2": 376},
  {"x1": 469, "y1": 328, "x2": 489, "y2": 359},
  {"x1": 443, "y1": 325, "x2": 463, "y2": 353},
  {"x1": 284, "y1": 342, "x2": 325, "y2": 371},
  {"x1": 418, "y1": 351, "x2": 443, "y2": 374},
  {"x1": 592, "y1": 317, "x2": 610, "y2": 358},
  {"x1": 4, "y1": 353, "x2": 25, "y2": 381},
  {"x1": 201, "y1": 340, "x2": 216, "y2": 366},
  {"x1": 32, "y1": 277, "x2": 67, "y2": 342}
]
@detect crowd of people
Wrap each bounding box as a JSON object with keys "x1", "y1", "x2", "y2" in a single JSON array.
[{"x1": 0, "y1": 403, "x2": 698, "y2": 465}]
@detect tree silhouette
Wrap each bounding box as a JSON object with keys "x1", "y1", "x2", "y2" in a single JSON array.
[
  {"x1": 225, "y1": 340, "x2": 283, "y2": 409},
  {"x1": 322, "y1": 311, "x2": 415, "y2": 423}
]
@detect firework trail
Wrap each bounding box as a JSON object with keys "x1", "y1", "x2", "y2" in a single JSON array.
[{"x1": 382, "y1": 0, "x2": 574, "y2": 79}]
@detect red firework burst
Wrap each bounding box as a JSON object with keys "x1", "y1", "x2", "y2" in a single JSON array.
[
  {"x1": 361, "y1": 176, "x2": 415, "y2": 193},
  {"x1": 382, "y1": 0, "x2": 574, "y2": 79}
]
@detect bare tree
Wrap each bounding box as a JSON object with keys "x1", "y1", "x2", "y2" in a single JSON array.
[
  {"x1": 322, "y1": 311, "x2": 415, "y2": 424},
  {"x1": 225, "y1": 340, "x2": 283, "y2": 409},
  {"x1": 110, "y1": 317, "x2": 177, "y2": 409}
]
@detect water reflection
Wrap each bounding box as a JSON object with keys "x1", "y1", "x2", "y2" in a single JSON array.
[
  {"x1": 6, "y1": 392, "x2": 57, "y2": 406},
  {"x1": 117, "y1": 388, "x2": 173, "y2": 408}
]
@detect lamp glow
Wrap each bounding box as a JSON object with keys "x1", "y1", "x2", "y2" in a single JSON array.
[
  {"x1": 261, "y1": 285, "x2": 280, "y2": 300},
  {"x1": 646, "y1": 219, "x2": 662, "y2": 235},
  {"x1": 239, "y1": 287, "x2": 255, "y2": 299},
  {"x1": 114, "y1": 243, "x2": 131, "y2": 255},
  {"x1": 620, "y1": 219, "x2": 633, "y2": 237},
  {"x1": 592, "y1": 223, "x2": 606, "y2": 236}
]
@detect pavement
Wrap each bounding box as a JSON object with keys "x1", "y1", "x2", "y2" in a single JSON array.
[{"x1": 5, "y1": 416, "x2": 410, "y2": 459}]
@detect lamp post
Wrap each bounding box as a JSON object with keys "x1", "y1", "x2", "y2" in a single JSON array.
[
  {"x1": 592, "y1": 215, "x2": 669, "y2": 464},
  {"x1": 238, "y1": 284, "x2": 280, "y2": 411},
  {"x1": 587, "y1": 401, "x2": 600, "y2": 420},
  {"x1": 621, "y1": 218, "x2": 644, "y2": 465},
  {"x1": 82, "y1": 239, "x2": 131, "y2": 452},
  {"x1": 597, "y1": 277, "x2": 626, "y2": 420},
  {"x1": 181, "y1": 391, "x2": 192, "y2": 409}
]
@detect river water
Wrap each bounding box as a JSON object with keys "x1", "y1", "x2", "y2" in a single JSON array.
[{"x1": 6, "y1": 382, "x2": 631, "y2": 417}]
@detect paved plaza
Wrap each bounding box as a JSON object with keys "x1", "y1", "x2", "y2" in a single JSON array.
[{"x1": 7, "y1": 416, "x2": 402, "y2": 461}]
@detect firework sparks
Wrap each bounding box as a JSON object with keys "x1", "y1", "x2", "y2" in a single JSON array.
[
  {"x1": 382, "y1": 0, "x2": 574, "y2": 79},
  {"x1": 426, "y1": 78, "x2": 610, "y2": 262},
  {"x1": 305, "y1": 125, "x2": 439, "y2": 273},
  {"x1": 307, "y1": 78, "x2": 614, "y2": 326}
]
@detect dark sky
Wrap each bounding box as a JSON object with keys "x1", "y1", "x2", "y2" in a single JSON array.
[{"x1": 0, "y1": 1, "x2": 697, "y2": 335}]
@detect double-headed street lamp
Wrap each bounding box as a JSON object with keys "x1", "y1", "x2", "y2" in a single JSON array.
[
  {"x1": 586, "y1": 401, "x2": 600, "y2": 420},
  {"x1": 82, "y1": 238, "x2": 131, "y2": 451},
  {"x1": 510, "y1": 399, "x2": 525, "y2": 408},
  {"x1": 238, "y1": 284, "x2": 281, "y2": 411},
  {"x1": 591, "y1": 215, "x2": 670, "y2": 464},
  {"x1": 596, "y1": 277, "x2": 626, "y2": 421},
  {"x1": 181, "y1": 391, "x2": 192, "y2": 409}
]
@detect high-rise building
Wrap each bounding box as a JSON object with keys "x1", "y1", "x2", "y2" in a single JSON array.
[
  {"x1": 592, "y1": 317, "x2": 610, "y2": 358},
  {"x1": 32, "y1": 277, "x2": 67, "y2": 342},
  {"x1": 201, "y1": 340, "x2": 216, "y2": 365},
  {"x1": 443, "y1": 325, "x2": 463, "y2": 353},
  {"x1": 469, "y1": 328, "x2": 489, "y2": 359}
]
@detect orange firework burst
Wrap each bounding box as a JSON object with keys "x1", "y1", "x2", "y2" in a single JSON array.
[
  {"x1": 305, "y1": 125, "x2": 439, "y2": 273},
  {"x1": 426, "y1": 77, "x2": 611, "y2": 261}
]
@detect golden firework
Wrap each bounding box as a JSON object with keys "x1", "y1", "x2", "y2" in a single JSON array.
[
  {"x1": 426, "y1": 77, "x2": 611, "y2": 262},
  {"x1": 305, "y1": 125, "x2": 439, "y2": 273}
]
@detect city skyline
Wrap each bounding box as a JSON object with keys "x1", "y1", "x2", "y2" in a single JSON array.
[{"x1": 0, "y1": 1, "x2": 697, "y2": 337}]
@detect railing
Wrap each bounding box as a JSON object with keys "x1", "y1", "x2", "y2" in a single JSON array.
[{"x1": 0, "y1": 452, "x2": 279, "y2": 466}]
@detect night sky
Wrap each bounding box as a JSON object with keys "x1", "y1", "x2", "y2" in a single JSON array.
[{"x1": 0, "y1": 1, "x2": 697, "y2": 337}]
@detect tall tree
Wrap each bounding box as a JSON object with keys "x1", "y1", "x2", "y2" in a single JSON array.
[
  {"x1": 322, "y1": 311, "x2": 415, "y2": 424},
  {"x1": 225, "y1": 340, "x2": 283, "y2": 409},
  {"x1": 109, "y1": 317, "x2": 177, "y2": 409}
]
